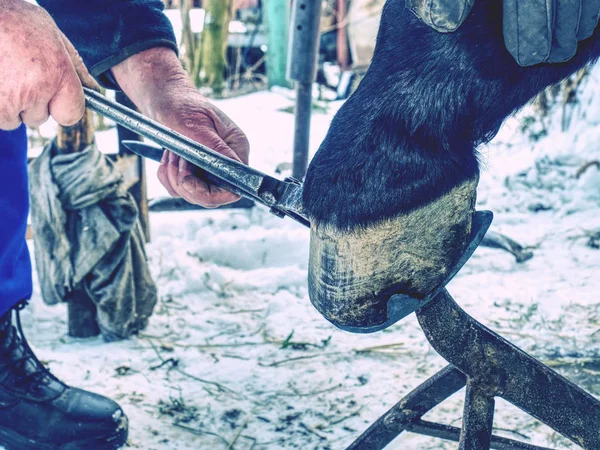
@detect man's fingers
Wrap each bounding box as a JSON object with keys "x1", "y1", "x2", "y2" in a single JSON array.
[
  {"x1": 60, "y1": 32, "x2": 100, "y2": 91},
  {"x1": 548, "y1": 0, "x2": 582, "y2": 63},
  {"x1": 46, "y1": 33, "x2": 98, "y2": 128},
  {"x1": 178, "y1": 157, "x2": 241, "y2": 206},
  {"x1": 407, "y1": 0, "x2": 474, "y2": 32},
  {"x1": 45, "y1": 32, "x2": 98, "y2": 127},
  {"x1": 0, "y1": 114, "x2": 23, "y2": 131},
  {"x1": 173, "y1": 154, "x2": 220, "y2": 206},
  {"x1": 166, "y1": 152, "x2": 186, "y2": 197},
  {"x1": 208, "y1": 137, "x2": 244, "y2": 164},
  {"x1": 157, "y1": 151, "x2": 181, "y2": 198},
  {"x1": 503, "y1": 0, "x2": 554, "y2": 66},
  {"x1": 20, "y1": 102, "x2": 50, "y2": 128},
  {"x1": 147, "y1": 94, "x2": 249, "y2": 207},
  {"x1": 201, "y1": 108, "x2": 250, "y2": 164},
  {"x1": 577, "y1": 0, "x2": 600, "y2": 40},
  {"x1": 178, "y1": 136, "x2": 243, "y2": 205},
  {"x1": 159, "y1": 148, "x2": 241, "y2": 207},
  {"x1": 48, "y1": 75, "x2": 85, "y2": 126},
  {"x1": 165, "y1": 151, "x2": 210, "y2": 205},
  {"x1": 179, "y1": 172, "x2": 241, "y2": 207}
]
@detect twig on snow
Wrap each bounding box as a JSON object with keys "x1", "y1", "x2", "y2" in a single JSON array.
[
  {"x1": 172, "y1": 341, "x2": 270, "y2": 350},
  {"x1": 259, "y1": 342, "x2": 406, "y2": 367},
  {"x1": 228, "y1": 308, "x2": 266, "y2": 314},
  {"x1": 353, "y1": 342, "x2": 405, "y2": 354},
  {"x1": 173, "y1": 423, "x2": 230, "y2": 447},
  {"x1": 327, "y1": 408, "x2": 364, "y2": 427},
  {"x1": 299, "y1": 422, "x2": 327, "y2": 440},
  {"x1": 226, "y1": 419, "x2": 249, "y2": 450},
  {"x1": 575, "y1": 160, "x2": 600, "y2": 179},
  {"x1": 492, "y1": 427, "x2": 531, "y2": 441},
  {"x1": 282, "y1": 383, "x2": 342, "y2": 397},
  {"x1": 149, "y1": 358, "x2": 179, "y2": 371},
  {"x1": 258, "y1": 353, "x2": 341, "y2": 368},
  {"x1": 146, "y1": 338, "x2": 238, "y2": 396}
]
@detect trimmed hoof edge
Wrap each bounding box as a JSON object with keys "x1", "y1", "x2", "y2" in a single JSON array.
[{"x1": 308, "y1": 177, "x2": 479, "y2": 329}]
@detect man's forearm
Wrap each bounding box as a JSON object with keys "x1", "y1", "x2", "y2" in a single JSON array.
[
  {"x1": 111, "y1": 47, "x2": 195, "y2": 118},
  {"x1": 38, "y1": 0, "x2": 177, "y2": 88}
]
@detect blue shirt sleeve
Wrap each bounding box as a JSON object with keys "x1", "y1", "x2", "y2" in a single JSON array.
[{"x1": 38, "y1": 0, "x2": 178, "y2": 89}]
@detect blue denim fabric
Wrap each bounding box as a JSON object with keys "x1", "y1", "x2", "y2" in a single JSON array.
[
  {"x1": 0, "y1": 125, "x2": 32, "y2": 316},
  {"x1": 38, "y1": 0, "x2": 177, "y2": 88}
]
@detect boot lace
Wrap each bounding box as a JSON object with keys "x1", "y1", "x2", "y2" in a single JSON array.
[{"x1": 0, "y1": 301, "x2": 57, "y2": 387}]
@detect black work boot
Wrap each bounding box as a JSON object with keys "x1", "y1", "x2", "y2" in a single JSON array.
[{"x1": 0, "y1": 301, "x2": 128, "y2": 449}]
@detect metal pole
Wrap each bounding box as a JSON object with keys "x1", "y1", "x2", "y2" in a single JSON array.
[
  {"x1": 292, "y1": 81, "x2": 313, "y2": 179},
  {"x1": 287, "y1": 0, "x2": 322, "y2": 180}
]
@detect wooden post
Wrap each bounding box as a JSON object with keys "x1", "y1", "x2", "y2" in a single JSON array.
[
  {"x1": 56, "y1": 109, "x2": 95, "y2": 154},
  {"x1": 67, "y1": 291, "x2": 100, "y2": 338},
  {"x1": 336, "y1": 0, "x2": 349, "y2": 70},
  {"x1": 115, "y1": 92, "x2": 151, "y2": 243},
  {"x1": 181, "y1": 0, "x2": 204, "y2": 86},
  {"x1": 181, "y1": 0, "x2": 195, "y2": 73},
  {"x1": 56, "y1": 108, "x2": 100, "y2": 338},
  {"x1": 201, "y1": 0, "x2": 233, "y2": 95},
  {"x1": 265, "y1": 0, "x2": 291, "y2": 88}
]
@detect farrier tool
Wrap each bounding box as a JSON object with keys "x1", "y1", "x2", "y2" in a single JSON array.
[{"x1": 83, "y1": 87, "x2": 309, "y2": 227}]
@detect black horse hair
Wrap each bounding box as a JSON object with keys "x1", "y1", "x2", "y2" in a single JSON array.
[{"x1": 303, "y1": 0, "x2": 600, "y2": 230}]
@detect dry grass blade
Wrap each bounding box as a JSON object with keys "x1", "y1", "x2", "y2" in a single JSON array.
[
  {"x1": 174, "y1": 423, "x2": 230, "y2": 447},
  {"x1": 226, "y1": 419, "x2": 249, "y2": 450},
  {"x1": 145, "y1": 338, "x2": 239, "y2": 396}
]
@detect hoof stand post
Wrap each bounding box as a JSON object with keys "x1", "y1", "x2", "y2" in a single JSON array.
[{"x1": 343, "y1": 211, "x2": 600, "y2": 450}]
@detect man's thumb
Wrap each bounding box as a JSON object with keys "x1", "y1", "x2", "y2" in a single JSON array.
[{"x1": 407, "y1": 0, "x2": 475, "y2": 33}]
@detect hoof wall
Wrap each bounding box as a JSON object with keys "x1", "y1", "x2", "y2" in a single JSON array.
[{"x1": 308, "y1": 178, "x2": 479, "y2": 329}]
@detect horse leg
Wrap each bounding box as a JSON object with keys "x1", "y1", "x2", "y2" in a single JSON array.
[{"x1": 303, "y1": 0, "x2": 600, "y2": 328}]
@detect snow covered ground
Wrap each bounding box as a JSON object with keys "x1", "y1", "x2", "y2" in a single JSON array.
[{"x1": 22, "y1": 73, "x2": 600, "y2": 449}]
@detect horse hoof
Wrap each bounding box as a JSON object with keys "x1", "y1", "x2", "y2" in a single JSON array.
[{"x1": 308, "y1": 177, "x2": 479, "y2": 329}]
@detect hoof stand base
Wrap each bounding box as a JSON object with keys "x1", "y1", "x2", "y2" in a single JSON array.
[{"x1": 342, "y1": 214, "x2": 600, "y2": 450}]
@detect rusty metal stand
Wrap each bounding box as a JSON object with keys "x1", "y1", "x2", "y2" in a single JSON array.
[{"x1": 346, "y1": 232, "x2": 600, "y2": 449}]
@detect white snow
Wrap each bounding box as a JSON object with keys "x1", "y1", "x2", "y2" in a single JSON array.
[{"x1": 21, "y1": 70, "x2": 600, "y2": 450}]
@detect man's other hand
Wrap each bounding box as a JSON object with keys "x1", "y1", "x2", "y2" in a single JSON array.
[
  {"x1": 0, "y1": 0, "x2": 90, "y2": 130},
  {"x1": 112, "y1": 48, "x2": 250, "y2": 208}
]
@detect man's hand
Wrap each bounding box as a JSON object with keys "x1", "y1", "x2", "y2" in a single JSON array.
[
  {"x1": 112, "y1": 48, "x2": 249, "y2": 208},
  {"x1": 0, "y1": 0, "x2": 91, "y2": 130},
  {"x1": 503, "y1": 0, "x2": 600, "y2": 66},
  {"x1": 406, "y1": 0, "x2": 474, "y2": 33},
  {"x1": 408, "y1": 0, "x2": 600, "y2": 66}
]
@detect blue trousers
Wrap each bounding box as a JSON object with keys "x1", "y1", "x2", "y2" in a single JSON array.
[{"x1": 0, "y1": 125, "x2": 32, "y2": 317}]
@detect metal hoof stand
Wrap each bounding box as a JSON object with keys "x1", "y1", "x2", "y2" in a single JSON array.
[{"x1": 345, "y1": 212, "x2": 600, "y2": 450}]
